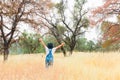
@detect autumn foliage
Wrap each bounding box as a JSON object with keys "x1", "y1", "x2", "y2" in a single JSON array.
[
  {"x1": 90, "y1": 0, "x2": 120, "y2": 48},
  {"x1": 0, "y1": 0, "x2": 52, "y2": 61},
  {"x1": 101, "y1": 21, "x2": 120, "y2": 47},
  {"x1": 90, "y1": 0, "x2": 120, "y2": 25}
]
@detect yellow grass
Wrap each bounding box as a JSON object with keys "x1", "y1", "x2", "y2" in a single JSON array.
[{"x1": 0, "y1": 52, "x2": 120, "y2": 80}]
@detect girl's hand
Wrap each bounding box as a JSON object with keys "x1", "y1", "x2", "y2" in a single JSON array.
[
  {"x1": 61, "y1": 43, "x2": 65, "y2": 46},
  {"x1": 39, "y1": 38, "x2": 42, "y2": 42}
]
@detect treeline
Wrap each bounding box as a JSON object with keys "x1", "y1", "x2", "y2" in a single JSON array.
[
  {"x1": 10, "y1": 31, "x2": 120, "y2": 55},
  {"x1": 9, "y1": 31, "x2": 100, "y2": 54}
]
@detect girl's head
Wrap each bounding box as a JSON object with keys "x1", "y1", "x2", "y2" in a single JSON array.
[{"x1": 47, "y1": 43, "x2": 53, "y2": 49}]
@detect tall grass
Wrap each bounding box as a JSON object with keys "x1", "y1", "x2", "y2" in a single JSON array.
[{"x1": 0, "y1": 52, "x2": 120, "y2": 80}]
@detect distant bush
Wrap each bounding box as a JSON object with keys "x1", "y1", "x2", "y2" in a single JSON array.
[
  {"x1": 10, "y1": 31, "x2": 43, "y2": 54},
  {"x1": 75, "y1": 38, "x2": 99, "y2": 52}
]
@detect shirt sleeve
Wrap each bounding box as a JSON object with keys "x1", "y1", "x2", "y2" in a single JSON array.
[
  {"x1": 45, "y1": 46, "x2": 49, "y2": 55},
  {"x1": 52, "y1": 47, "x2": 57, "y2": 54}
]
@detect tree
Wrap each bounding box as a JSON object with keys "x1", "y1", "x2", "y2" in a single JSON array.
[
  {"x1": 90, "y1": 0, "x2": 120, "y2": 49},
  {"x1": 0, "y1": 0, "x2": 51, "y2": 61},
  {"x1": 0, "y1": 32, "x2": 3, "y2": 54},
  {"x1": 90, "y1": 0, "x2": 120, "y2": 25},
  {"x1": 75, "y1": 38, "x2": 87, "y2": 51},
  {"x1": 41, "y1": 23, "x2": 67, "y2": 56},
  {"x1": 86, "y1": 40, "x2": 96, "y2": 51},
  {"x1": 41, "y1": 0, "x2": 89, "y2": 55},
  {"x1": 101, "y1": 21, "x2": 120, "y2": 48},
  {"x1": 18, "y1": 31, "x2": 41, "y2": 54},
  {"x1": 75, "y1": 38, "x2": 97, "y2": 52}
]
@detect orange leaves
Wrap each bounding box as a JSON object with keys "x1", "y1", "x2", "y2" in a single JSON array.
[
  {"x1": 103, "y1": 0, "x2": 114, "y2": 8},
  {"x1": 47, "y1": 2, "x2": 54, "y2": 9},
  {"x1": 101, "y1": 22, "x2": 120, "y2": 48},
  {"x1": 92, "y1": 0, "x2": 119, "y2": 15},
  {"x1": 102, "y1": 39, "x2": 113, "y2": 48},
  {"x1": 102, "y1": 23, "x2": 120, "y2": 38},
  {"x1": 90, "y1": 0, "x2": 120, "y2": 25},
  {"x1": 97, "y1": 0, "x2": 120, "y2": 46},
  {"x1": 45, "y1": 0, "x2": 54, "y2": 9},
  {"x1": 108, "y1": 25, "x2": 120, "y2": 37},
  {"x1": 0, "y1": 1, "x2": 21, "y2": 17},
  {"x1": 92, "y1": 7, "x2": 103, "y2": 15},
  {"x1": 102, "y1": 37, "x2": 120, "y2": 48}
]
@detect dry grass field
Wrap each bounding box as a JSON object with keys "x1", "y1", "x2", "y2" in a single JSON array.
[{"x1": 0, "y1": 52, "x2": 120, "y2": 80}]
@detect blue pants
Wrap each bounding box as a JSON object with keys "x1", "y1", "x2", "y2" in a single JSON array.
[{"x1": 45, "y1": 56, "x2": 53, "y2": 68}]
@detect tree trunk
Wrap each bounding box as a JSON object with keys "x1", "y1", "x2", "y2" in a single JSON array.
[
  {"x1": 69, "y1": 42, "x2": 76, "y2": 55},
  {"x1": 3, "y1": 46, "x2": 9, "y2": 61},
  {"x1": 69, "y1": 48, "x2": 73, "y2": 55},
  {"x1": 61, "y1": 46, "x2": 66, "y2": 56},
  {"x1": 56, "y1": 38, "x2": 67, "y2": 56}
]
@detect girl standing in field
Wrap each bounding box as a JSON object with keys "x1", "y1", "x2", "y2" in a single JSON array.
[{"x1": 39, "y1": 38, "x2": 64, "y2": 68}]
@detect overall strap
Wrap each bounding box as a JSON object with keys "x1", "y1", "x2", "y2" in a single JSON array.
[{"x1": 48, "y1": 49, "x2": 52, "y2": 55}]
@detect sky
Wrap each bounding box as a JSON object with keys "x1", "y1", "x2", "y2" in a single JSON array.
[{"x1": 52, "y1": 0, "x2": 103, "y2": 8}]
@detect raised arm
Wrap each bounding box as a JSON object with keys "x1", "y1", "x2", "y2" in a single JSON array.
[
  {"x1": 39, "y1": 38, "x2": 46, "y2": 48},
  {"x1": 55, "y1": 43, "x2": 64, "y2": 50}
]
